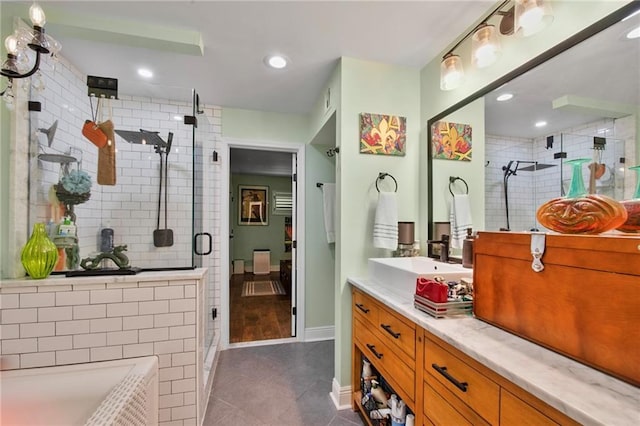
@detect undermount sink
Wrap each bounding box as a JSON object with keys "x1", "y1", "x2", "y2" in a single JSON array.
[{"x1": 368, "y1": 257, "x2": 473, "y2": 295}]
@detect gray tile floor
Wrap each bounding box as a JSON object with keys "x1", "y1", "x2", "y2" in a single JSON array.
[{"x1": 203, "y1": 340, "x2": 363, "y2": 425}]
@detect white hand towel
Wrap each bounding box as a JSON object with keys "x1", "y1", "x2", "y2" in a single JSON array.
[
  {"x1": 321, "y1": 183, "x2": 336, "y2": 243},
  {"x1": 450, "y1": 194, "x2": 472, "y2": 249},
  {"x1": 373, "y1": 192, "x2": 398, "y2": 250}
]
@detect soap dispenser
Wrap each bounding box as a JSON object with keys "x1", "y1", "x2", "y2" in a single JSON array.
[{"x1": 462, "y1": 228, "x2": 474, "y2": 269}]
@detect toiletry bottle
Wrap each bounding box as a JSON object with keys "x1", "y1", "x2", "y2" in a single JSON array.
[
  {"x1": 370, "y1": 380, "x2": 388, "y2": 408},
  {"x1": 462, "y1": 228, "x2": 474, "y2": 269}
]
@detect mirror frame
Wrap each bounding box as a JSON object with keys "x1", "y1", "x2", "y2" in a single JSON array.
[{"x1": 426, "y1": 2, "x2": 640, "y2": 243}]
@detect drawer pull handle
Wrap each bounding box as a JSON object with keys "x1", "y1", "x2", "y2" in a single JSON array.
[
  {"x1": 380, "y1": 324, "x2": 401, "y2": 339},
  {"x1": 355, "y1": 303, "x2": 370, "y2": 314},
  {"x1": 432, "y1": 363, "x2": 468, "y2": 392},
  {"x1": 366, "y1": 344, "x2": 383, "y2": 360}
]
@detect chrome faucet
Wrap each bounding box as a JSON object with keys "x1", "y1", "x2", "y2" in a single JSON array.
[{"x1": 427, "y1": 234, "x2": 450, "y2": 263}]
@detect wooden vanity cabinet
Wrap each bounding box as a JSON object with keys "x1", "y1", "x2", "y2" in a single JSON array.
[
  {"x1": 351, "y1": 288, "x2": 421, "y2": 424},
  {"x1": 351, "y1": 287, "x2": 582, "y2": 426}
]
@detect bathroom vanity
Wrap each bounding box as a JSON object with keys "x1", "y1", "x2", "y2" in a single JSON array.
[
  {"x1": 349, "y1": 257, "x2": 639, "y2": 426},
  {"x1": 0, "y1": 269, "x2": 210, "y2": 426}
]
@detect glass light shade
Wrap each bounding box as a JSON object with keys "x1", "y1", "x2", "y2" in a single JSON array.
[
  {"x1": 515, "y1": 0, "x2": 553, "y2": 37},
  {"x1": 1, "y1": 56, "x2": 19, "y2": 74},
  {"x1": 440, "y1": 54, "x2": 464, "y2": 91},
  {"x1": 4, "y1": 34, "x2": 19, "y2": 55},
  {"x1": 471, "y1": 24, "x2": 501, "y2": 68},
  {"x1": 29, "y1": 3, "x2": 46, "y2": 27}
]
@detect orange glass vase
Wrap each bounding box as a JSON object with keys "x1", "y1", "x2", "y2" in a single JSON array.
[
  {"x1": 536, "y1": 158, "x2": 627, "y2": 234},
  {"x1": 617, "y1": 165, "x2": 640, "y2": 233}
]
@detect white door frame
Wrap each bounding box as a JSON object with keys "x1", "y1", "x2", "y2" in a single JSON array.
[{"x1": 220, "y1": 137, "x2": 306, "y2": 349}]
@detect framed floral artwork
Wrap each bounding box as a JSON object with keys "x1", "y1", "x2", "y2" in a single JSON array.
[
  {"x1": 239, "y1": 185, "x2": 269, "y2": 225},
  {"x1": 431, "y1": 121, "x2": 472, "y2": 161},
  {"x1": 359, "y1": 113, "x2": 406, "y2": 156}
]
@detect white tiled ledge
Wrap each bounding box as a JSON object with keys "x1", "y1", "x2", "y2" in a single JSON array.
[
  {"x1": 348, "y1": 277, "x2": 640, "y2": 426},
  {"x1": 0, "y1": 268, "x2": 207, "y2": 290}
]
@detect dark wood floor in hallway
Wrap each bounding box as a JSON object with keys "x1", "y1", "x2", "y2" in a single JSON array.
[{"x1": 229, "y1": 272, "x2": 292, "y2": 343}]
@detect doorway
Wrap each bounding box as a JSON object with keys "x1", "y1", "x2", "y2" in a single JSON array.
[{"x1": 221, "y1": 139, "x2": 305, "y2": 348}]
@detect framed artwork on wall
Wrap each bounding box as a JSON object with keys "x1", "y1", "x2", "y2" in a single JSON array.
[
  {"x1": 239, "y1": 185, "x2": 269, "y2": 225},
  {"x1": 359, "y1": 112, "x2": 407, "y2": 156},
  {"x1": 431, "y1": 121, "x2": 472, "y2": 161}
]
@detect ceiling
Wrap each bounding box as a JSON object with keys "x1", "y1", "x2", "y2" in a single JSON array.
[
  {"x1": 35, "y1": 1, "x2": 494, "y2": 114},
  {"x1": 484, "y1": 8, "x2": 640, "y2": 139}
]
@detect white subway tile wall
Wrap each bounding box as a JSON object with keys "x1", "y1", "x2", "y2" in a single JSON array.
[
  {"x1": 0, "y1": 276, "x2": 203, "y2": 426},
  {"x1": 29, "y1": 54, "x2": 222, "y2": 358},
  {"x1": 485, "y1": 118, "x2": 636, "y2": 232}
]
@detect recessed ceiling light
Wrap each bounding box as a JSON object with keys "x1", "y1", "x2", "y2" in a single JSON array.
[
  {"x1": 265, "y1": 55, "x2": 288, "y2": 69},
  {"x1": 496, "y1": 93, "x2": 514, "y2": 102},
  {"x1": 138, "y1": 68, "x2": 153, "y2": 78},
  {"x1": 535, "y1": 121, "x2": 547, "y2": 128},
  {"x1": 627, "y1": 25, "x2": 640, "y2": 39}
]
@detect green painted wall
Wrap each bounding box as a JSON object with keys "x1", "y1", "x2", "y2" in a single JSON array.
[
  {"x1": 305, "y1": 141, "x2": 336, "y2": 328},
  {"x1": 336, "y1": 57, "x2": 421, "y2": 386},
  {"x1": 230, "y1": 173, "x2": 292, "y2": 269},
  {"x1": 223, "y1": 106, "x2": 337, "y2": 330},
  {"x1": 222, "y1": 108, "x2": 309, "y2": 143}
]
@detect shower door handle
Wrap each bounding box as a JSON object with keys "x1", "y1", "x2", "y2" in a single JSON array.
[{"x1": 194, "y1": 232, "x2": 212, "y2": 256}]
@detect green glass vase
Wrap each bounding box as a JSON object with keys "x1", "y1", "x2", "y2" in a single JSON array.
[
  {"x1": 617, "y1": 165, "x2": 640, "y2": 233},
  {"x1": 536, "y1": 158, "x2": 627, "y2": 234},
  {"x1": 21, "y1": 223, "x2": 59, "y2": 279}
]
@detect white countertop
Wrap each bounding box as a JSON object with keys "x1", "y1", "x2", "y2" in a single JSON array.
[
  {"x1": 348, "y1": 276, "x2": 640, "y2": 426},
  {"x1": 0, "y1": 268, "x2": 207, "y2": 289}
]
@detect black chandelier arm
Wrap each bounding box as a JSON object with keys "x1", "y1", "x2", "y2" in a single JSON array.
[{"x1": 0, "y1": 51, "x2": 42, "y2": 80}]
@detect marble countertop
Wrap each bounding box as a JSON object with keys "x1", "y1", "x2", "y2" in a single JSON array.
[
  {"x1": 0, "y1": 268, "x2": 207, "y2": 288},
  {"x1": 349, "y1": 276, "x2": 640, "y2": 426}
]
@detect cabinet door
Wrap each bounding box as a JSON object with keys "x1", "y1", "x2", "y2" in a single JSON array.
[
  {"x1": 423, "y1": 381, "x2": 472, "y2": 426},
  {"x1": 501, "y1": 389, "x2": 559, "y2": 426}
]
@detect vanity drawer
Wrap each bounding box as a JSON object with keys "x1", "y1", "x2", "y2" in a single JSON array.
[
  {"x1": 352, "y1": 289, "x2": 379, "y2": 328},
  {"x1": 423, "y1": 380, "x2": 472, "y2": 426},
  {"x1": 354, "y1": 317, "x2": 415, "y2": 402},
  {"x1": 377, "y1": 307, "x2": 416, "y2": 361},
  {"x1": 501, "y1": 389, "x2": 559, "y2": 426},
  {"x1": 424, "y1": 336, "x2": 499, "y2": 425}
]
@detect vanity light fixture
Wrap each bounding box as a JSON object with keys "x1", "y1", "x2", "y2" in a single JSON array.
[
  {"x1": 1, "y1": 2, "x2": 61, "y2": 105},
  {"x1": 265, "y1": 54, "x2": 288, "y2": 69},
  {"x1": 496, "y1": 93, "x2": 514, "y2": 101},
  {"x1": 514, "y1": 0, "x2": 554, "y2": 37},
  {"x1": 440, "y1": 53, "x2": 465, "y2": 91},
  {"x1": 439, "y1": 0, "x2": 553, "y2": 91},
  {"x1": 472, "y1": 23, "x2": 502, "y2": 68},
  {"x1": 535, "y1": 120, "x2": 547, "y2": 127}
]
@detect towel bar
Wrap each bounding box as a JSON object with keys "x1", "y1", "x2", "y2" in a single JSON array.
[
  {"x1": 449, "y1": 176, "x2": 468, "y2": 196},
  {"x1": 376, "y1": 172, "x2": 398, "y2": 192}
]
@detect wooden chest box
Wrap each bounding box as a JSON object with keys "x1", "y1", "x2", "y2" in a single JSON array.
[{"x1": 473, "y1": 231, "x2": 640, "y2": 386}]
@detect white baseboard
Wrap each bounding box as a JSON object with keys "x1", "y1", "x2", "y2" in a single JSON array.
[
  {"x1": 330, "y1": 377, "x2": 352, "y2": 410},
  {"x1": 304, "y1": 326, "x2": 334, "y2": 342}
]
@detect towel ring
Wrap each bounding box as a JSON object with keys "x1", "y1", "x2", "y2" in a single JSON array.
[
  {"x1": 449, "y1": 176, "x2": 468, "y2": 196},
  {"x1": 376, "y1": 172, "x2": 398, "y2": 193}
]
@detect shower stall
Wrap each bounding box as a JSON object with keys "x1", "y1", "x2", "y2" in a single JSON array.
[
  {"x1": 486, "y1": 130, "x2": 628, "y2": 232},
  {"x1": 24, "y1": 64, "x2": 220, "y2": 398}
]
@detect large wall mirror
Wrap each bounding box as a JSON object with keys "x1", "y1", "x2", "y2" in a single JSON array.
[{"x1": 428, "y1": 3, "x2": 640, "y2": 244}]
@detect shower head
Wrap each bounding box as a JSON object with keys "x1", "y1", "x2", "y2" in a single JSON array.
[
  {"x1": 518, "y1": 163, "x2": 556, "y2": 172},
  {"x1": 115, "y1": 129, "x2": 167, "y2": 147},
  {"x1": 38, "y1": 153, "x2": 77, "y2": 164},
  {"x1": 38, "y1": 120, "x2": 58, "y2": 147}
]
